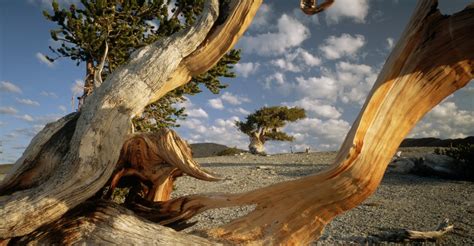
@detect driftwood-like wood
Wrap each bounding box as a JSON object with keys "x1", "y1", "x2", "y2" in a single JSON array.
[
  {"x1": 106, "y1": 129, "x2": 220, "y2": 202},
  {"x1": 373, "y1": 219, "x2": 454, "y2": 242},
  {"x1": 300, "y1": 0, "x2": 335, "y2": 15},
  {"x1": 11, "y1": 201, "x2": 218, "y2": 245},
  {"x1": 0, "y1": 0, "x2": 263, "y2": 240},
  {"x1": 1, "y1": 0, "x2": 473, "y2": 245},
  {"x1": 138, "y1": 2, "x2": 474, "y2": 244}
]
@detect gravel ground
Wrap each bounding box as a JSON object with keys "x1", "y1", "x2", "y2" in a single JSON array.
[{"x1": 172, "y1": 148, "x2": 474, "y2": 245}]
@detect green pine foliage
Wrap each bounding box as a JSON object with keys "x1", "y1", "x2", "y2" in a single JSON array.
[
  {"x1": 236, "y1": 106, "x2": 306, "y2": 142},
  {"x1": 43, "y1": 0, "x2": 240, "y2": 129}
]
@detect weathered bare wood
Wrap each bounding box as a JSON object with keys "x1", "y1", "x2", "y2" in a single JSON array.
[
  {"x1": 373, "y1": 219, "x2": 454, "y2": 242},
  {"x1": 12, "y1": 201, "x2": 219, "y2": 245},
  {"x1": 248, "y1": 132, "x2": 266, "y2": 155},
  {"x1": 0, "y1": 0, "x2": 266, "y2": 239},
  {"x1": 0, "y1": 0, "x2": 222, "y2": 237},
  {"x1": 1, "y1": 1, "x2": 473, "y2": 245},
  {"x1": 300, "y1": 0, "x2": 335, "y2": 15},
  {"x1": 106, "y1": 129, "x2": 220, "y2": 202},
  {"x1": 146, "y1": 2, "x2": 474, "y2": 244},
  {"x1": 0, "y1": 113, "x2": 78, "y2": 194}
]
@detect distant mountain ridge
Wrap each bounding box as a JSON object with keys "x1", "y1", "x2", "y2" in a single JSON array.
[
  {"x1": 190, "y1": 143, "x2": 235, "y2": 158},
  {"x1": 400, "y1": 136, "x2": 474, "y2": 147}
]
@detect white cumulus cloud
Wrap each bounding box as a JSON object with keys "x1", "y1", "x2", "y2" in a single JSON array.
[
  {"x1": 40, "y1": 91, "x2": 58, "y2": 98},
  {"x1": 229, "y1": 107, "x2": 251, "y2": 115},
  {"x1": 285, "y1": 118, "x2": 351, "y2": 151},
  {"x1": 325, "y1": 0, "x2": 369, "y2": 24},
  {"x1": 295, "y1": 76, "x2": 339, "y2": 101},
  {"x1": 71, "y1": 79, "x2": 84, "y2": 95},
  {"x1": 36, "y1": 52, "x2": 54, "y2": 68},
  {"x1": 271, "y1": 48, "x2": 321, "y2": 72},
  {"x1": 249, "y1": 3, "x2": 272, "y2": 30},
  {"x1": 264, "y1": 72, "x2": 286, "y2": 90},
  {"x1": 239, "y1": 14, "x2": 310, "y2": 56},
  {"x1": 0, "y1": 106, "x2": 18, "y2": 115},
  {"x1": 221, "y1": 92, "x2": 251, "y2": 105},
  {"x1": 319, "y1": 34, "x2": 366, "y2": 60},
  {"x1": 16, "y1": 114, "x2": 35, "y2": 122},
  {"x1": 208, "y1": 92, "x2": 251, "y2": 110},
  {"x1": 410, "y1": 101, "x2": 474, "y2": 139},
  {"x1": 0, "y1": 81, "x2": 22, "y2": 94},
  {"x1": 335, "y1": 61, "x2": 377, "y2": 104},
  {"x1": 284, "y1": 98, "x2": 342, "y2": 119},
  {"x1": 177, "y1": 116, "x2": 248, "y2": 150},
  {"x1": 186, "y1": 108, "x2": 208, "y2": 118},
  {"x1": 235, "y1": 62, "x2": 260, "y2": 78},
  {"x1": 16, "y1": 98, "x2": 40, "y2": 106},
  {"x1": 208, "y1": 98, "x2": 224, "y2": 110}
]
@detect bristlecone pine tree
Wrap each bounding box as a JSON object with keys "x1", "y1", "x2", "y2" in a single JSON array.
[
  {"x1": 43, "y1": 0, "x2": 240, "y2": 130},
  {"x1": 236, "y1": 106, "x2": 306, "y2": 155},
  {"x1": 1, "y1": 1, "x2": 473, "y2": 244}
]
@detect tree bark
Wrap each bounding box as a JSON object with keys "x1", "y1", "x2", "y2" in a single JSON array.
[
  {"x1": 1, "y1": 0, "x2": 473, "y2": 245},
  {"x1": 106, "y1": 129, "x2": 220, "y2": 202},
  {"x1": 248, "y1": 132, "x2": 265, "y2": 155},
  {"x1": 0, "y1": 0, "x2": 263, "y2": 240},
  {"x1": 130, "y1": 1, "x2": 474, "y2": 244},
  {"x1": 10, "y1": 201, "x2": 218, "y2": 245},
  {"x1": 0, "y1": 0, "x2": 223, "y2": 237}
]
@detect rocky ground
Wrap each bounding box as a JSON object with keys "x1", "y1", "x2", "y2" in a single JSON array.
[
  {"x1": 0, "y1": 147, "x2": 472, "y2": 244},
  {"x1": 172, "y1": 147, "x2": 474, "y2": 245}
]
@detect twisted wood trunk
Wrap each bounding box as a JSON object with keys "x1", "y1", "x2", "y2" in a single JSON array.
[
  {"x1": 248, "y1": 132, "x2": 265, "y2": 155},
  {"x1": 174, "y1": 2, "x2": 474, "y2": 244},
  {"x1": 0, "y1": 0, "x2": 263, "y2": 239},
  {"x1": 105, "y1": 129, "x2": 221, "y2": 202},
  {"x1": 1, "y1": 0, "x2": 473, "y2": 245}
]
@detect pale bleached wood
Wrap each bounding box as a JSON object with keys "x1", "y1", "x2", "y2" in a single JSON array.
[
  {"x1": 0, "y1": 0, "x2": 265, "y2": 239},
  {"x1": 12, "y1": 201, "x2": 219, "y2": 245},
  {"x1": 0, "y1": 0, "x2": 221, "y2": 237},
  {"x1": 0, "y1": 113, "x2": 78, "y2": 194},
  {"x1": 373, "y1": 219, "x2": 454, "y2": 242}
]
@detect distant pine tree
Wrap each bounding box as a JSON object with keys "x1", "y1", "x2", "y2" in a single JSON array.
[
  {"x1": 44, "y1": 0, "x2": 240, "y2": 130},
  {"x1": 236, "y1": 106, "x2": 306, "y2": 154}
]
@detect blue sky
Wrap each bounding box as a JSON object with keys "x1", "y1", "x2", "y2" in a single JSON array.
[{"x1": 1, "y1": 0, "x2": 473, "y2": 163}]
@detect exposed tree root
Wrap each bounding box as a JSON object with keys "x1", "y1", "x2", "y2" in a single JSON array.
[{"x1": 104, "y1": 129, "x2": 221, "y2": 202}]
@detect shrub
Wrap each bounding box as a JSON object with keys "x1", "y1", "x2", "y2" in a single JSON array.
[
  {"x1": 434, "y1": 144, "x2": 474, "y2": 180},
  {"x1": 434, "y1": 144, "x2": 474, "y2": 163}
]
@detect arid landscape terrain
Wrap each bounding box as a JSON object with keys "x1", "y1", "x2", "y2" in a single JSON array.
[
  {"x1": 1, "y1": 147, "x2": 472, "y2": 245},
  {"x1": 170, "y1": 147, "x2": 473, "y2": 245}
]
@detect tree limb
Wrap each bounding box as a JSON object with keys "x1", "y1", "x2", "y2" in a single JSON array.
[
  {"x1": 0, "y1": 0, "x2": 221, "y2": 237},
  {"x1": 147, "y1": 1, "x2": 474, "y2": 244}
]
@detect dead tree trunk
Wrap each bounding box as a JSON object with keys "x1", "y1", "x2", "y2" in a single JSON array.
[
  {"x1": 248, "y1": 131, "x2": 266, "y2": 155},
  {"x1": 157, "y1": 2, "x2": 473, "y2": 244},
  {"x1": 105, "y1": 129, "x2": 221, "y2": 202},
  {"x1": 0, "y1": 0, "x2": 263, "y2": 239},
  {"x1": 1, "y1": 0, "x2": 473, "y2": 245}
]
